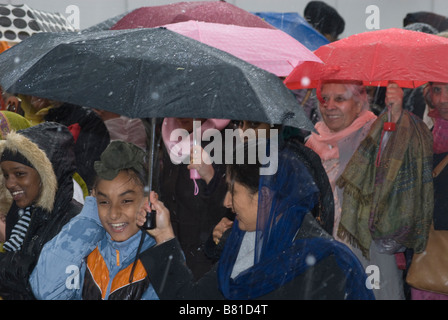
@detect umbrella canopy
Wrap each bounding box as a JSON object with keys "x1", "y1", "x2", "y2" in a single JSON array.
[
  {"x1": 0, "y1": 28, "x2": 314, "y2": 131},
  {"x1": 252, "y1": 12, "x2": 329, "y2": 51},
  {"x1": 163, "y1": 20, "x2": 322, "y2": 77},
  {"x1": 284, "y1": 28, "x2": 448, "y2": 89},
  {"x1": 0, "y1": 4, "x2": 75, "y2": 43},
  {"x1": 111, "y1": 1, "x2": 275, "y2": 30}
]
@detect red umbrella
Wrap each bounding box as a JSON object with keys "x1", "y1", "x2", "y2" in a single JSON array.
[
  {"x1": 111, "y1": 1, "x2": 275, "y2": 30},
  {"x1": 284, "y1": 28, "x2": 448, "y2": 90}
]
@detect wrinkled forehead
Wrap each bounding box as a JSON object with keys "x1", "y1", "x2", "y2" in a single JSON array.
[{"x1": 320, "y1": 83, "x2": 353, "y2": 98}]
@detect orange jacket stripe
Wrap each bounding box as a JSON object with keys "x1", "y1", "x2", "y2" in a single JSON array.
[
  {"x1": 86, "y1": 247, "x2": 148, "y2": 299},
  {"x1": 110, "y1": 260, "x2": 147, "y2": 295},
  {"x1": 86, "y1": 247, "x2": 109, "y2": 300}
]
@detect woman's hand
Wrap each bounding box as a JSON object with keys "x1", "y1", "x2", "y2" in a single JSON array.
[
  {"x1": 212, "y1": 217, "x2": 233, "y2": 245},
  {"x1": 187, "y1": 145, "x2": 215, "y2": 184},
  {"x1": 137, "y1": 191, "x2": 175, "y2": 244},
  {"x1": 385, "y1": 83, "x2": 404, "y2": 123}
]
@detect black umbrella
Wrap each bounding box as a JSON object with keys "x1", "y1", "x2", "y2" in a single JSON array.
[
  {"x1": 0, "y1": 28, "x2": 315, "y2": 228},
  {"x1": 0, "y1": 28, "x2": 314, "y2": 131}
]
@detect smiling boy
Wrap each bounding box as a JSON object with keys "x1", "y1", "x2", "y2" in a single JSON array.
[{"x1": 29, "y1": 140, "x2": 158, "y2": 300}]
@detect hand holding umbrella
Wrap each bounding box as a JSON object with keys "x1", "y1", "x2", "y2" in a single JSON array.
[
  {"x1": 385, "y1": 83, "x2": 404, "y2": 123},
  {"x1": 375, "y1": 83, "x2": 404, "y2": 167},
  {"x1": 136, "y1": 191, "x2": 175, "y2": 245}
]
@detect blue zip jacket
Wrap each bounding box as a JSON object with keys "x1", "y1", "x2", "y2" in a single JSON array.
[{"x1": 29, "y1": 196, "x2": 158, "y2": 300}]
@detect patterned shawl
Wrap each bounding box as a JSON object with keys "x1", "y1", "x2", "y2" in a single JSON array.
[{"x1": 336, "y1": 111, "x2": 433, "y2": 258}]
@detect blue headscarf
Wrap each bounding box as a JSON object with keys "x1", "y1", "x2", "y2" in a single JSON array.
[{"x1": 217, "y1": 141, "x2": 374, "y2": 300}]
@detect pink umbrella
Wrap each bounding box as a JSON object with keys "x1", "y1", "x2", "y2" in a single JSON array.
[{"x1": 163, "y1": 20, "x2": 322, "y2": 77}]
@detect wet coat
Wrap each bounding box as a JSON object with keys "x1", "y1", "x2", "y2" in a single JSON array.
[
  {"x1": 0, "y1": 122, "x2": 82, "y2": 299},
  {"x1": 159, "y1": 146, "x2": 230, "y2": 279},
  {"x1": 158, "y1": 119, "x2": 232, "y2": 280},
  {"x1": 30, "y1": 196, "x2": 158, "y2": 300},
  {"x1": 45, "y1": 103, "x2": 110, "y2": 190}
]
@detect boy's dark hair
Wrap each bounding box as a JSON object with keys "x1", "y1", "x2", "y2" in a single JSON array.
[{"x1": 92, "y1": 167, "x2": 145, "y2": 192}]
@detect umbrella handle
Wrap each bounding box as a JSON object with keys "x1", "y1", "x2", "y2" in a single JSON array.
[
  {"x1": 385, "y1": 103, "x2": 396, "y2": 131},
  {"x1": 142, "y1": 210, "x2": 157, "y2": 230},
  {"x1": 375, "y1": 105, "x2": 396, "y2": 167}
]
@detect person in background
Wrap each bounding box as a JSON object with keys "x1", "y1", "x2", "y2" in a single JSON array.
[
  {"x1": 14, "y1": 95, "x2": 58, "y2": 126},
  {"x1": 93, "y1": 109, "x2": 147, "y2": 151},
  {"x1": 306, "y1": 81, "x2": 433, "y2": 300},
  {"x1": 409, "y1": 82, "x2": 448, "y2": 300},
  {"x1": 158, "y1": 117, "x2": 232, "y2": 280},
  {"x1": 304, "y1": 1, "x2": 345, "y2": 42},
  {"x1": 0, "y1": 111, "x2": 31, "y2": 252},
  {"x1": 44, "y1": 102, "x2": 110, "y2": 192},
  {"x1": 420, "y1": 32, "x2": 448, "y2": 130},
  {"x1": 0, "y1": 181, "x2": 11, "y2": 252},
  {"x1": 0, "y1": 122, "x2": 83, "y2": 299},
  {"x1": 9, "y1": 94, "x2": 110, "y2": 192},
  {"x1": 403, "y1": 11, "x2": 448, "y2": 33}
]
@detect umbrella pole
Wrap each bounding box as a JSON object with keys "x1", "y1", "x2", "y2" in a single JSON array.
[
  {"x1": 148, "y1": 117, "x2": 156, "y2": 193},
  {"x1": 142, "y1": 117, "x2": 157, "y2": 229},
  {"x1": 190, "y1": 118, "x2": 201, "y2": 182},
  {"x1": 301, "y1": 89, "x2": 312, "y2": 106}
]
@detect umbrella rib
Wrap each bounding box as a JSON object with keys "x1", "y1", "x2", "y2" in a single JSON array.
[
  {"x1": 131, "y1": 59, "x2": 147, "y2": 118},
  {"x1": 193, "y1": 20, "x2": 203, "y2": 42}
]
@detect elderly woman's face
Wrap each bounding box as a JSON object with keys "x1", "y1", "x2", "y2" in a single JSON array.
[{"x1": 319, "y1": 83, "x2": 363, "y2": 132}]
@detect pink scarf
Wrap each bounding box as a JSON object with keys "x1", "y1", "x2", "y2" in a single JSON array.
[
  {"x1": 305, "y1": 110, "x2": 377, "y2": 161},
  {"x1": 428, "y1": 108, "x2": 448, "y2": 154}
]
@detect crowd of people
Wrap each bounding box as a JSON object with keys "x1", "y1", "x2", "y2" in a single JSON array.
[{"x1": 0, "y1": 0, "x2": 447, "y2": 300}]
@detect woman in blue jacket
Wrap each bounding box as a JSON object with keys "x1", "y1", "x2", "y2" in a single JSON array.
[{"x1": 30, "y1": 140, "x2": 158, "y2": 300}]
